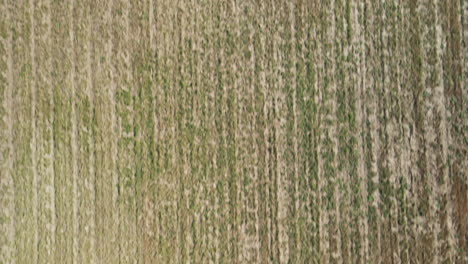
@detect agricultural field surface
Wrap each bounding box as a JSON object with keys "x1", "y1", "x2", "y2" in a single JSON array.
[{"x1": 0, "y1": 0, "x2": 466, "y2": 263}]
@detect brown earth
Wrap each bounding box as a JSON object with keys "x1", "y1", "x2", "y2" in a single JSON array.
[{"x1": 0, "y1": 0, "x2": 466, "y2": 263}]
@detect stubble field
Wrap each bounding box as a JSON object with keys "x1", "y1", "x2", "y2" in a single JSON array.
[{"x1": 0, "y1": 0, "x2": 466, "y2": 263}]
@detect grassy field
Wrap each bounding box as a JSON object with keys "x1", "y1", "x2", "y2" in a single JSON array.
[{"x1": 0, "y1": 0, "x2": 466, "y2": 263}]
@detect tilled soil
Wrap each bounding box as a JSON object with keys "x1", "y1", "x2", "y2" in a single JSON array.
[{"x1": 0, "y1": 0, "x2": 466, "y2": 263}]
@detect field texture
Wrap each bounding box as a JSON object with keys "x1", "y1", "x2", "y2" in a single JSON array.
[{"x1": 0, "y1": 0, "x2": 466, "y2": 263}]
